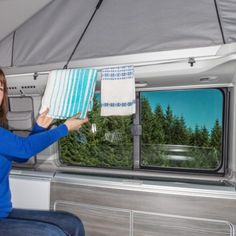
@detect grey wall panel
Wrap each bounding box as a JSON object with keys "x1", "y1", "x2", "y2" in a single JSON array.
[
  {"x1": 55, "y1": 201, "x2": 131, "y2": 236},
  {"x1": 51, "y1": 181, "x2": 236, "y2": 226},
  {"x1": 133, "y1": 212, "x2": 232, "y2": 236}
]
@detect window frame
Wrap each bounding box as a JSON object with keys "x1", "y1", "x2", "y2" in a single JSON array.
[
  {"x1": 138, "y1": 87, "x2": 229, "y2": 175},
  {"x1": 57, "y1": 87, "x2": 230, "y2": 177}
]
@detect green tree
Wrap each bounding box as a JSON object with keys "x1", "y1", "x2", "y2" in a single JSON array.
[
  {"x1": 199, "y1": 126, "x2": 209, "y2": 147},
  {"x1": 172, "y1": 116, "x2": 189, "y2": 144},
  {"x1": 155, "y1": 104, "x2": 165, "y2": 127},
  {"x1": 141, "y1": 96, "x2": 154, "y2": 144},
  {"x1": 193, "y1": 125, "x2": 200, "y2": 146},
  {"x1": 164, "y1": 105, "x2": 174, "y2": 144},
  {"x1": 152, "y1": 104, "x2": 165, "y2": 144},
  {"x1": 210, "y1": 119, "x2": 222, "y2": 151}
]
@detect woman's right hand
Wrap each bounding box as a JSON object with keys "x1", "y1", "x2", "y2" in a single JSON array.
[{"x1": 64, "y1": 115, "x2": 88, "y2": 132}]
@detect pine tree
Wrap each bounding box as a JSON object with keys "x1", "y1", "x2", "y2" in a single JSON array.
[
  {"x1": 172, "y1": 116, "x2": 188, "y2": 144},
  {"x1": 180, "y1": 115, "x2": 189, "y2": 144},
  {"x1": 155, "y1": 104, "x2": 165, "y2": 126},
  {"x1": 141, "y1": 96, "x2": 154, "y2": 144},
  {"x1": 210, "y1": 119, "x2": 222, "y2": 151},
  {"x1": 187, "y1": 127, "x2": 194, "y2": 146},
  {"x1": 200, "y1": 126, "x2": 209, "y2": 147},
  {"x1": 193, "y1": 125, "x2": 200, "y2": 146},
  {"x1": 164, "y1": 105, "x2": 174, "y2": 144},
  {"x1": 153, "y1": 104, "x2": 165, "y2": 144}
]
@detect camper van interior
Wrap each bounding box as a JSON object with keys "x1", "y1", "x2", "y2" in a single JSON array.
[{"x1": 1, "y1": 0, "x2": 236, "y2": 235}]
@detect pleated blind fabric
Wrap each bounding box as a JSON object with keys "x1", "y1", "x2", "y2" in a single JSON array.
[
  {"x1": 40, "y1": 68, "x2": 97, "y2": 119},
  {"x1": 101, "y1": 65, "x2": 136, "y2": 116}
]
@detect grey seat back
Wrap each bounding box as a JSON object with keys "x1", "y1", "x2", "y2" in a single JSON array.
[{"x1": 7, "y1": 96, "x2": 36, "y2": 166}]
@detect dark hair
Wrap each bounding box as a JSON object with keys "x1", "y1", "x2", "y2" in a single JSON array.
[{"x1": 0, "y1": 69, "x2": 8, "y2": 127}]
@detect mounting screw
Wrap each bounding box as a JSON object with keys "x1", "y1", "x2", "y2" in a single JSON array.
[
  {"x1": 188, "y1": 57, "x2": 196, "y2": 67},
  {"x1": 33, "y1": 72, "x2": 38, "y2": 80}
]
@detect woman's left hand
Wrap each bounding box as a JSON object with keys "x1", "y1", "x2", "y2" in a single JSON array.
[{"x1": 36, "y1": 108, "x2": 54, "y2": 128}]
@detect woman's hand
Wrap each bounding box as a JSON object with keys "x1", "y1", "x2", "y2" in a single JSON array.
[
  {"x1": 36, "y1": 108, "x2": 54, "y2": 128},
  {"x1": 64, "y1": 114, "x2": 88, "y2": 132}
]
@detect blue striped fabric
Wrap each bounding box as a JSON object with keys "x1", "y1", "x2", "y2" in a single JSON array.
[{"x1": 40, "y1": 68, "x2": 97, "y2": 119}]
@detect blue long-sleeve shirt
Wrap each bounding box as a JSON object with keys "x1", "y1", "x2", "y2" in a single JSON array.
[{"x1": 0, "y1": 123, "x2": 68, "y2": 218}]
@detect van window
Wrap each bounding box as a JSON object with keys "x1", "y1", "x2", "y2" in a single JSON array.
[
  {"x1": 59, "y1": 94, "x2": 133, "y2": 168},
  {"x1": 140, "y1": 89, "x2": 224, "y2": 170},
  {"x1": 59, "y1": 88, "x2": 225, "y2": 174}
]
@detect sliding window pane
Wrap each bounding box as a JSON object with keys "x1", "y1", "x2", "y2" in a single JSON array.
[
  {"x1": 59, "y1": 94, "x2": 133, "y2": 169},
  {"x1": 140, "y1": 89, "x2": 224, "y2": 170}
]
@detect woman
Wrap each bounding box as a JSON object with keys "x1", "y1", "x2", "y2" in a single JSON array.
[{"x1": 0, "y1": 69, "x2": 86, "y2": 236}]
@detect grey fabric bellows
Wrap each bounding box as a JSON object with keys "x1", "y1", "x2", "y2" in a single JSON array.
[{"x1": 0, "y1": 0, "x2": 235, "y2": 71}]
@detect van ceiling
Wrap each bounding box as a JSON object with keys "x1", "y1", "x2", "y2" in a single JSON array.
[
  {"x1": 0, "y1": 0, "x2": 236, "y2": 74},
  {"x1": 0, "y1": 0, "x2": 53, "y2": 42}
]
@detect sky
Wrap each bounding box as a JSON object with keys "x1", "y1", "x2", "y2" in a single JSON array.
[{"x1": 141, "y1": 89, "x2": 223, "y2": 132}]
